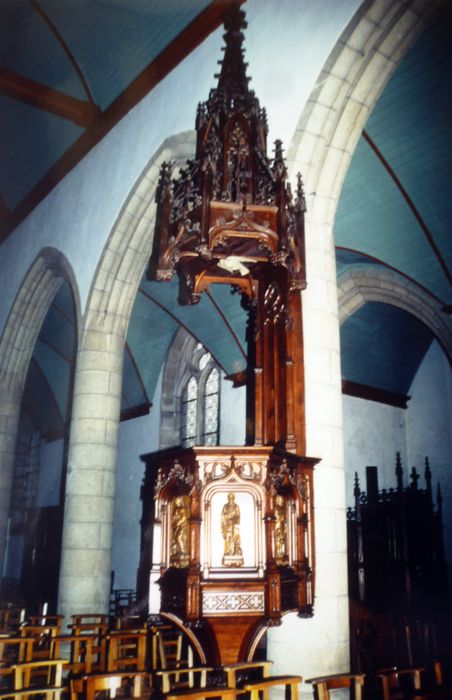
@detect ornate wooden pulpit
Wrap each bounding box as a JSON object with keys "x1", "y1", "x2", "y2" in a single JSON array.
[{"x1": 138, "y1": 3, "x2": 319, "y2": 664}]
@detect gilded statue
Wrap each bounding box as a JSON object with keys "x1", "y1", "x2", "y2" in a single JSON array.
[
  {"x1": 170, "y1": 496, "x2": 189, "y2": 567},
  {"x1": 274, "y1": 494, "x2": 288, "y2": 565},
  {"x1": 221, "y1": 492, "x2": 243, "y2": 566}
]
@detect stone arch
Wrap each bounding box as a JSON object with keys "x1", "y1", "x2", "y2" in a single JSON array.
[
  {"x1": 0, "y1": 247, "x2": 80, "y2": 580},
  {"x1": 58, "y1": 131, "x2": 197, "y2": 618},
  {"x1": 0, "y1": 247, "x2": 80, "y2": 393},
  {"x1": 84, "y1": 131, "x2": 196, "y2": 339},
  {"x1": 287, "y1": 0, "x2": 441, "y2": 204},
  {"x1": 337, "y1": 266, "x2": 452, "y2": 359},
  {"x1": 269, "y1": 0, "x2": 443, "y2": 681}
]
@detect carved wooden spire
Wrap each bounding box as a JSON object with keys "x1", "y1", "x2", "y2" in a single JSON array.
[{"x1": 149, "y1": 1, "x2": 307, "y2": 452}]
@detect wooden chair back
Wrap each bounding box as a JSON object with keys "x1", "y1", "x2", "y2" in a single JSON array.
[
  {"x1": 28, "y1": 616, "x2": 63, "y2": 630},
  {"x1": 19, "y1": 625, "x2": 60, "y2": 661},
  {"x1": 155, "y1": 665, "x2": 214, "y2": 693},
  {"x1": 0, "y1": 637, "x2": 34, "y2": 665},
  {"x1": 307, "y1": 673, "x2": 365, "y2": 700},
  {"x1": 155, "y1": 627, "x2": 185, "y2": 670},
  {"x1": 222, "y1": 661, "x2": 272, "y2": 688},
  {"x1": 50, "y1": 635, "x2": 95, "y2": 675},
  {"x1": 11, "y1": 658, "x2": 68, "y2": 696},
  {"x1": 70, "y1": 670, "x2": 147, "y2": 700},
  {"x1": 68, "y1": 622, "x2": 108, "y2": 671},
  {"x1": 377, "y1": 667, "x2": 425, "y2": 700},
  {"x1": 70, "y1": 614, "x2": 110, "y2": 627},
  {"x1": 242, "y1": 674, "x2": 303, "y2": 700},
  {"x1": 107, "y1": 630, "x2": 147, "y2": 672}
]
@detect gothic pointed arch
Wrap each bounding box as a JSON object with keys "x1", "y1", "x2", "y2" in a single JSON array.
[
  {"x1": 160, "y1": 328, "x2": 221, "y2": 449},
  {"x1": 0, "y1": 247, "x2": 80, "y2": 588},
  {"x1": 337, "y1": 266, "x2": 452, "y2": 360}
]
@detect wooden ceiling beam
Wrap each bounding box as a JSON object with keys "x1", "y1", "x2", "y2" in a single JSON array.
[{"x1": 0, "y1": 68, "x2": 101, "y2": 128}]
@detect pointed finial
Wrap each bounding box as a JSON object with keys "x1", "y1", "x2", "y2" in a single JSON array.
[
  {"x1": 395, "y1": 452, "x2": 403, "y2": 491},
  {"x1": 216, "y1": 1, "x2": 250, "y2": 98},
  {"x1": 437, "y1": 482, "x2": 443, "y2": 523},
  {"x1": 410, "y1": 466, "x2": 419, "y2": 490},
  {"x1": 354, "y1": 472, "x2": 361, "y2": 517},
  {"x1": 272, "y1": 140, "x2": 287, "y2": 179},
  {"x1": 294, "y1": 173, "x2": 306, "y2": 214},
  {"x1": 424, "y1": 456, "x2": 432, "y2": 499},
  {"x1": 354, "y1": 472, "x2": 360, "y2": 497}
]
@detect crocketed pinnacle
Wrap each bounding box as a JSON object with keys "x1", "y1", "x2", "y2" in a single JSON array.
[{"x1": 215, "y1": 2, "x2": 251, "y2": 101}]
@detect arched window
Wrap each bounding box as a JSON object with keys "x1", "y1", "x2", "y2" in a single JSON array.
[
  {"x1": 203, "y1": 367, "x2": 219, "y2": 446},
  {"x1": 160, "y1": 330, "x2": 221, "y2": 449},
  {"x1": 181, "y1": 348, "x2": 220, "y2": 447},
  {"x1": 182, "y1": 376, "x2": 198, "y2": 447}
]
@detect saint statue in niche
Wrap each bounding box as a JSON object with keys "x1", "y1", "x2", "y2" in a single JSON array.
[
  {"x1": 274, "y1": 494, "x2": 289, "y2": 565},
  {"x1": 221, "y1": 492, "x2": 244, "y2": 567},
  {"x1": 170, "y1": 496, "x2": 189, "y2": 567}
]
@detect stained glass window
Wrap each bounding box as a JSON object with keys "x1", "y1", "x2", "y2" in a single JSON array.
[
  {"x1": 179, "y1": 348, "x2": 220, "y2": 447},
  {"x1": 182, "y1": 376, "x2": 197, "y2": 447},
  {"x1": 203, "y1": 367, "x2": 219, "y2": 445}
]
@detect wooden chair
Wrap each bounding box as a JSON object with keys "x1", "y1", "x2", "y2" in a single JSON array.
[
  {"x1": 28, "y1": 616, "x2": 64, "y2": 630},
  {"x1": 20, "y1": 625, "x2": 60, "y2": 661},
  {"x1": 166, "y1": 688, "x2": 241, "y2": 700},
  {"x1": 51, "y1": 634, "x2": 95, "y2": 675},
  {"x1": 106, "y1": 630, "x2": 147, "y2": 672},
  {"x1": 11, "y1": 659, "x2": 67, "y2": 700},
  {"x1": 411, "y1": 661, "x2": 452, "y2": 700},
  {"x1": 222, "y1": 661, "x2": 272, "y2": 688},
  {"x1": 0, "y1": 608, "x2": 25, "y2": 634},
  {"x1": 0, "y1": 687, "x2": 65, "y2": 699},
  {"x1": 69, "y1": 618, "x2": 109, "y2": 671},
  {"x1": 155, "y1": 665, "x2": 214, "y2": 693},
  {"x1": 70, "y1": 670, "x2": 148, "y2": 700},
  {"x1": 377, "y1": 667, "x2": 426, "y2": 700},
  {"x1": 155, "y1": 627, "x2": 185, "y2": 669},
  {"x1": 242, "y1": 674, "x2": 303, "y2": 700},
  {"x1": 307, "y1": 673, "x2": 366, "y2": 700},
  {"x1": 0, "y1": 636, "x2": 34, "y2": 665}
]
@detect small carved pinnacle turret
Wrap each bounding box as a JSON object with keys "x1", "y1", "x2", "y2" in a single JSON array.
[
  {"x1": 395, "y1": 451, "x2": 403, "y2": 491},
  {"x1": 424, "y1": 456, "x2": 432, "y2": 499}
]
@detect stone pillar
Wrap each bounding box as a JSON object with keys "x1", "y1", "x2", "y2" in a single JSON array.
[
  {"x1": 267, "y1": 196, "x2": 349, "y2": 682},
  {"x1": 0, "y1": 378, "x2": 22, "y2": 578},
  {"x1": 58, "y1": 327, "x2": 124, "y2": 619}
]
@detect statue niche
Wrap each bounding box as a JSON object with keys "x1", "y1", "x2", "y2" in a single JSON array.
[
  {"x1": 138, "y1": 2, "x2": 319, "y2": 665},
  {"x1": 170, "y1": 496, "x2": 190, "y2": 568}
]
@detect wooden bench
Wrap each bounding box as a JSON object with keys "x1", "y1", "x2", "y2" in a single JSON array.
[
  {"x1": 307, "y1": 673, "x2": 366, "y2": 700},
  {"x1": 242, "y1": 674, "x2": 303, "y2": 700}
]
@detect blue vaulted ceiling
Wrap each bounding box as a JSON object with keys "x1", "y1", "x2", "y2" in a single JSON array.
[
  {"x1": 8, "y1": 1, "x2": 451, "y2": 436},
  {"x1": 0, "y1": 0, "x2": 212, "y2": 211},
  {"x1": 335, "y1": 2, "x2": 452, "y2": 396}
]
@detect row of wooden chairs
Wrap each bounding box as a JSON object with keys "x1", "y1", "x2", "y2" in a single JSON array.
[{"x1": 308, "y1": 664, "x2": 452, "y2": 700}]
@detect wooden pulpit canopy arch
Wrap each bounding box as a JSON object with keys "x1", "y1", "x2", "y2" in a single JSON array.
[{"x1": 139, "y1": 2, "x2": 320, "y2": 665}]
